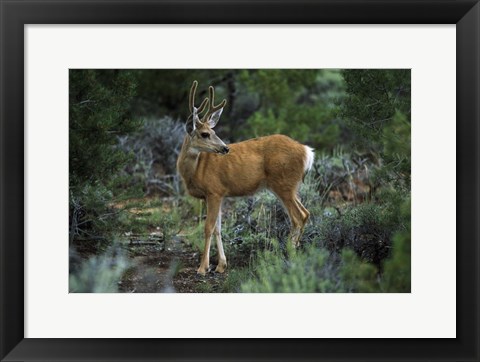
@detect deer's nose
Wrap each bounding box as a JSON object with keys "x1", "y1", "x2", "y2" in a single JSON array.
[{"x1": 222, "y1": 146, "x2": 230, "y2": 154}]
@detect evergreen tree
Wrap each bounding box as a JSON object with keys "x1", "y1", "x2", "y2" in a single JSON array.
[
  {"x1": 340, "y1": 69, "x2": 411, "y2": 187},
  {"x1": 240, "y1": 69, "x2": 345, "y2": 149},
  {"x1": 69, "y1": 70, "x2": 138, "y2": 239}
]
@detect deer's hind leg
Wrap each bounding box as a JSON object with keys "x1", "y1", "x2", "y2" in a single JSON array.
[
  {"x1": 214, "y1": 207, "x2": 227, "y2": 273},
  {"x1": 273, "y1": 189, "x2": 308, "y2": 248},
  {"x1": 295, "y1": 196, "x2": 310, "y2": 230}
]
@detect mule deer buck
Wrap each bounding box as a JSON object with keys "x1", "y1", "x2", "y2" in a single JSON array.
[{"x1": 177, "y1": 81, "x2": 314, "y2": 275}]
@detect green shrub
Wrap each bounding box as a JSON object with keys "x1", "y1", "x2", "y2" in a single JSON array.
[
  {"x1": 219, "y1": 268, "x2": 253, "y2": 293},
  {"x1": 240, "y1": 243, "x2": 341, "y2": 293},
  {"x1": 317, "y1": 188, "x2": 409, "y2": 265},
  {"x1": 318, "y1": 203, "x2": 391, "y2": 266},
  {"x1": 340, "y1": 249, "x2": 380, "y2": 292},
  {"x1": 236, "y1": 196, "x2": 410, "y2": 293},
  {"x1": 338, "y1": 197, "x2": 411, "y2": 293},
  {"x1": 380, "y1": 198, "x2": 411, "y2": 292},
  {"x1": 69, "y1": 245, "x2": 129, "y2": 293}
]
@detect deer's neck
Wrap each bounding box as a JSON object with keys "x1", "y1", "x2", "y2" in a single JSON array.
[{"x1": 177, "y1": 135, "x2": 201, "y2": 184}]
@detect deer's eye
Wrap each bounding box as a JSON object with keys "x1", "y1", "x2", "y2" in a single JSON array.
[{"x1": 201, "y1": 132, "x2": 210, "y2": 139}]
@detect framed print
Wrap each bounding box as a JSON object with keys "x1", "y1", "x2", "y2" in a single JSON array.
[{"x1": 1, "y1": 0, "x2": 479, "y2": 361}]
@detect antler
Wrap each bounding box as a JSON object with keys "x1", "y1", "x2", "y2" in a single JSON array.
[
  {"x1": 189, "y1": 80, "x2": 209, "y2": 116},
  {"x1": 202, "y1": 86, "x2": 227, "y2": 123}
]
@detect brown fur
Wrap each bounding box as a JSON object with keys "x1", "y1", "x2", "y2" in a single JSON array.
[{"x1": 180, "y1": 134, "x2": 306, "y2": 198}]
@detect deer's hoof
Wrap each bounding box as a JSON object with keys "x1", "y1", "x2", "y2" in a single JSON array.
[
  {"x1": 197, "y1": 267, "x2": 208, "y2": 276},
  {"x1": 215, "y1": 262, "x2": 227, "y2": 274}
]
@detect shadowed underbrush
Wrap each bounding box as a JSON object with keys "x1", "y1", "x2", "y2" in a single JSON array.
[
  {"x1": 70, "y1": 118, "x2": 410, "y2": 293},
  {"x1": 69, "y1": 148, "x2": 411, "y2": 293}
]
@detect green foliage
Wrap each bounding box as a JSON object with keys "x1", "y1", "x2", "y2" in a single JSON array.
[
  {"x1": 69, "y1": 245, "x2": 129, "y2": 293},
  {"x1": 380, "y1": 111, "x2": 411, "y2": 187},
  {"x1": 240, "y1": 69, "x2": 317, "y2": 108},
  {"x1": 219, "y1": 268, "x2": 253, "y2": 293},
  {"x1": 239, "y1": 69, "x2": 344, "y2": 149},
  {"x1": 340, "y1": 69, "x2": 410, "y2": 142},
  {"x1": 185, "y1": 222, "x2": 207, "y2": 253},
  {"x1": 118, "y1": 208, "x2": 159, "y2": 235},
  {"x1": 339, "y1": 69, "x2": 411, "y2": 188},
  {"x1": 69, "y1": 70, "x2": 139, "y2": 241},
  {"x1": 318, "y1": 188, "x2": 409, "y2": 265},
  {"x1": 240, "y1": 243, "x2": 340, "y2": 293},
  {"x1": 381, "y1": 198, "x2": 411, "y2": 292},
  {"x1": 233, "y1": 192, "x2": 410, "y2": 293},
  {"x1": 246, "y1": 109, "x2": 288, "y2": 137},
  {"x1": 196, "y1": 281, "x2": 214, "y2": 293},
  {"x1": 157, "y1": 211, "x2": 179, "y2": 244},
  {"x1": 70, "y1": 70, "x2": 139, "y2": 191},
  {"x1": 382, "y1": 111, "x2": 410, "y2": 159},
  {"x1": 69, "y1": 182, "x2": 116, "y2": 238},
  {"x1": 338, "y1": 197, "x2": 411, "y2": 293},
  {"x1": 115, "y1": 199, "x2": 180, "y2": 241},
  {"x1": 340, "y1": 249, "x2": 380, "y2": 292}
]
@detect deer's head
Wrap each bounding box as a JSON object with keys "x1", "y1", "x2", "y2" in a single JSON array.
[{"x1": 185, "y1": 81, "x2": 229, "y2": 155}]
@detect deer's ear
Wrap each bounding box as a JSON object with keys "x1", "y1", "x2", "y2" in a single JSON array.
[{"x1": 207, "y1": 108, "x2": 223, "y2": 128}]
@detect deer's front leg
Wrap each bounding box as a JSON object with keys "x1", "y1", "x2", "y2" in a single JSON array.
[{"x1": 197, "y1": 195, "x2": 222, "y2": 275}]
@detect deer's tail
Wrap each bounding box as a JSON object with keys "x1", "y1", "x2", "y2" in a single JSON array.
[{"x1": 303, "y1": 146, "x2": 315, "y2": 181}]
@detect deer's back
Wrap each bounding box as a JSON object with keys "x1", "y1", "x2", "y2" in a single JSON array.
[{"x1": 196, "y1": 134, "x2": 308, "y2": 197}]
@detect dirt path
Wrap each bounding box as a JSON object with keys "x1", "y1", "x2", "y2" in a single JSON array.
[{"x1": 119, "y1": 235, "x2": 227, "y2": 293}]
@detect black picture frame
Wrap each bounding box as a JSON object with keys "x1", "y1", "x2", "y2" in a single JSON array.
[{"x1": 1, "y1": 1, "x2": 479, "y2": 361}]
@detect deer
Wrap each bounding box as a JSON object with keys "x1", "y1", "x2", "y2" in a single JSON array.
[{"x1": 177, "y1": 81, "x2": 315, "y2": 275}]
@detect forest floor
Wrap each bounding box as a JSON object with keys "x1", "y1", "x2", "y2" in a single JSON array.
[
  {"x1": 118, "y1": 235, "x2": 228, "y2": 293},
  {"x1": 114, "y1": 196, "x2": 230, "y2": 293}
]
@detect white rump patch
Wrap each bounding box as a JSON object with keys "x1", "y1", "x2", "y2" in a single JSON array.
[{"x1": 304, "y1": 146, "x2": 315, "y2": 173}]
